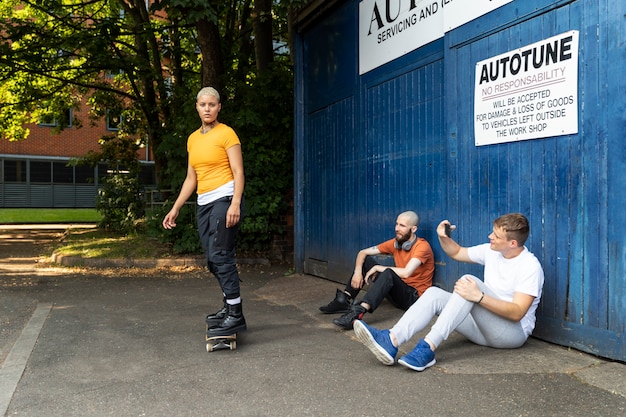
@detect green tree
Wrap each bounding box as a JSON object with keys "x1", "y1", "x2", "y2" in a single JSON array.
[
  {"x1": 1, "y1": 0, "x2": 299, "y2": 252},
  {"x1": 1, "y1": 0, "x2": 198, "y2": 188}
]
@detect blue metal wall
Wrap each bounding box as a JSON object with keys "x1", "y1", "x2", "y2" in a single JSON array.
[
  {"x1": 296, "y1": 0, "x2": 448, "y2": 279},
  {"x1": 294, "y1": 0, "x2": 626, "y2": 360}
]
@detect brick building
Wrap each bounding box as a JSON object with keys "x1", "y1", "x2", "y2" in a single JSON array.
[
  {"x1": 0, "y1": 103, "x2": 155, "y2": 208},
  {"x1": 1, "y1": 2, "x2": 160, "y2": 209}
]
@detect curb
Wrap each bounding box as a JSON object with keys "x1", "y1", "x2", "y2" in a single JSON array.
[{"x1": 49, "y1": 252, "x2": 271, "y2": 268}]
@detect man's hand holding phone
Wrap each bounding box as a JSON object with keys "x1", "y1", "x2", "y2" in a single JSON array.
[{"x1": 439, "y1": 220, "x2": 455, "y2": 238}]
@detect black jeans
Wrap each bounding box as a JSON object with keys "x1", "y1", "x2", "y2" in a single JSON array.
[
  {"x1": 344, "y1": 255, "x2": 418, "y2": 312},
  {"x1": 197, "y1": 196, "x2": 244, "y2": 299}
]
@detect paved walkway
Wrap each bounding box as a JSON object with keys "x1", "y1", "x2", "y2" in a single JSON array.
[{"x1": 1, "y1": 225, "x2": 625, "y2": 416}]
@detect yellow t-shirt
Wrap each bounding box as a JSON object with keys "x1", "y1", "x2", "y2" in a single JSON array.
[{"x1": 187, "y1": 124, "x2": 241, "y2": 195}]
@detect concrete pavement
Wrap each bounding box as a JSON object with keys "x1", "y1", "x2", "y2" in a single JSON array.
[{"x1": 1, "y1": 225, "x2": 625, "y2": 416}]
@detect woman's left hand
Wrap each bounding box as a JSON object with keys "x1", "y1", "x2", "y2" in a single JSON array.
[{"x1": 226, "y1": 204, "x2": 241, "y2": 228}]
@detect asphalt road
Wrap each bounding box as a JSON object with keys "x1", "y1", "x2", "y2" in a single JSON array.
[{"x1": 1, "y1": 226, "x2": 625, "y2": 416}]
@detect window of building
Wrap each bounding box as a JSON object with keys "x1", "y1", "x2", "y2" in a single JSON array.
[
  {"x1": 164, "y1": 76, "x2": 173, "y2": 97},
  {"x1": 75, "y1": 165, "x2": 95, "y2": 184},
  {"x1": 4, "y1": 160, "x2": 26, "y2": 182},
  {"x1": 53, "y1": 162, "x2": 74, "y2": 183},
  {"x1": 38, "y1": 109, "x2": 73, "y2": 127},
  {"x1": 97, "y1": 163, "x2": 108, "y2": 182},
  {"x1": 30, "y1": 161, "x2": 52, "y2": 183},
  {"x1": 106, "y1": 109, "x2": 122, "y2": 131},
  {"x1": 139, "y1": 164, "x2": 156, "y2": 186},
  {"x1": 105, "y1": 68, "x2": 124, "y2": 79}
]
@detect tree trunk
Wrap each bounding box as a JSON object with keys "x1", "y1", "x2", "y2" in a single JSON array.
[
  {"x1": 196, "y1": 18, "x2": 224, "y2": 91},
  {"x1": 252, "y1": 0, "x2": 274, "y2": 72},
  {"x1": 236, "y1": 0, "x2": 254, "y2": 82}
]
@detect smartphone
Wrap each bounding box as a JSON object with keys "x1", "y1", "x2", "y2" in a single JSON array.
[{"x1": 444, "y1": 223, "x2": 451, "y2": 237}]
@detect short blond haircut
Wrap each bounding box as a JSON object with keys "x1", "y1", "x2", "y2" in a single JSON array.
[{"x1": 197, "y1": 87, "x2": 220, "y2": 102}]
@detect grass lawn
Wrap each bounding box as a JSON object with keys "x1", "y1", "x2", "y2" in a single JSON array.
[
  {"x1": 0, "y1": 208, "x2": 102, "y2": 224},
  {"x1": 0, "y1": 209, "x2": 184, "y2": 259},
  {"x1": 53, "y1": 228, "x2": 175, "y2": 259}
]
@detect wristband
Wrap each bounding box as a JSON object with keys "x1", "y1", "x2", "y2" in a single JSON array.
[{"x1": 476, "y1": 292, "x2": 485, "y2": 304}]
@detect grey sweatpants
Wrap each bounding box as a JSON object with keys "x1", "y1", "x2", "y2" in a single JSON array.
[{"x1": 391, "y1": 275, "x2": 527, "y2": 349}]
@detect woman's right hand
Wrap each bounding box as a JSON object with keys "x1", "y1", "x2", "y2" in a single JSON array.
[{"x1": 162, "y1": 209, "x2": 179, "y2": 229}]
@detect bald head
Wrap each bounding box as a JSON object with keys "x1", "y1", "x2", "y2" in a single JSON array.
[{"x1": 398, "y1": 211, "x2": 419, "y2": 228}]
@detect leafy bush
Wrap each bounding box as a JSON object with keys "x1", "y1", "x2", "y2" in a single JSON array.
[
  {"x1": 146, "y1": 204, "x2": 203, "y2": 255},
  {"x1": 96, "y1": 173, "x2": 144, "y2": 233},
  {"x1": 78, "y1": 134, "x2": 146, "y2": 234},
  {"x1": 225, "y1": 66, "x2": 294, "y2": 252}
]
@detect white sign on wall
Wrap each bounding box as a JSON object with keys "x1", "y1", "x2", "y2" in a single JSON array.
[
  {"x1": 473, "y1": 31, "x2": 579, "y2": 146},
  {"x1": 359, "y1": 0, "x2": 513, "y2": 74},
  {"x1": 443, "y1": 0, "x2": 512, "y2": 32}
]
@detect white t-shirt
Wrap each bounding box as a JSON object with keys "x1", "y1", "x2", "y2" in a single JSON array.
[
  {"x1": 197, "y1": 180, "x2": 234, "y2": 206},
  {"x1": 467, "y1": 243, "x2": 544, "y2": 337}
]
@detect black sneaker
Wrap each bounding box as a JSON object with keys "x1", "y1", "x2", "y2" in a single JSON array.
[
  {"x1": 333, "y1": 304, "x2": 367, "y2": 330},
  {"x1": 319, "y1": 289, "x2": 352, "y2": 314}
]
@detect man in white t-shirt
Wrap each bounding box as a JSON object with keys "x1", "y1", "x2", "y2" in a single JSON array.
[{"x1": 353, "y1": 213, "x2": 544, "y2": 372}]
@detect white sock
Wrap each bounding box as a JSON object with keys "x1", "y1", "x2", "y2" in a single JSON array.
[{"x1": 226, "y1": 297, "x2": 241, "y2": 305}]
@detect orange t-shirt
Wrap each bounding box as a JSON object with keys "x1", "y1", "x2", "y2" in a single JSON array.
[
  {"x1": 377, "y1": 238, "x2": 435, "y2": 296},
  {"x1": 187, "y1": 124, "x2": 241, "y2": 195}
]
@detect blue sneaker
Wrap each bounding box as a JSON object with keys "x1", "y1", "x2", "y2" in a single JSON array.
[
  {"x1": 398, "y1": 339, "x2": 436, "y2": 371},
  {"x1": 353, "y1": 320, "x2": 398, "y2": 365}
]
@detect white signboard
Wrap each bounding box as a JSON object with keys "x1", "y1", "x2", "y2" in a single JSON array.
[
  {"x1": 443, "y1": 0, "x2": 513, "y2": 32},
  {"x1": 359, "y1": 0, "x2": 512, "y2": 74},
  {"x1": 474, "y1": 31, "x2": 579, "y2": 146}
]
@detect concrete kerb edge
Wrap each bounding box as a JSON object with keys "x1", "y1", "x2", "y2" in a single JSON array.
[{"x1": 49, "y1": 252, "x2": 270, "y2": 268}]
